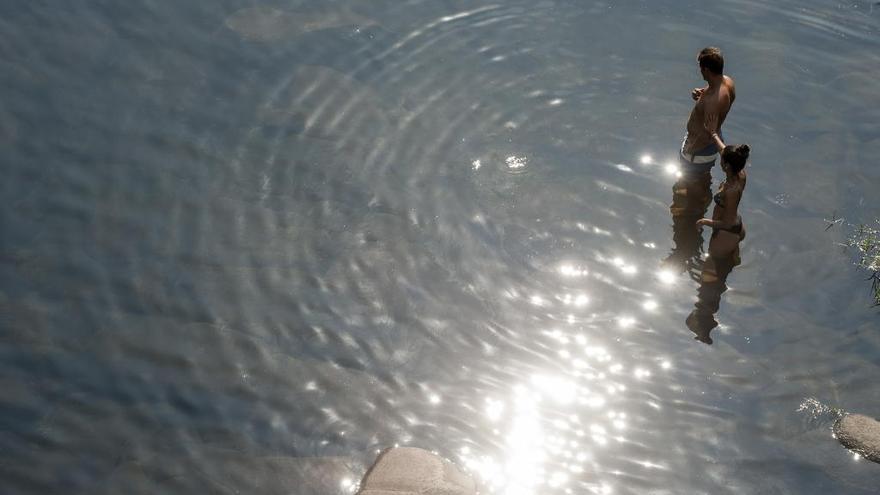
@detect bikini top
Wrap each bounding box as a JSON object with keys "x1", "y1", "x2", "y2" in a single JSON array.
[{"x1": 714, "y1": 181, "x2": 743, "y2": 209}]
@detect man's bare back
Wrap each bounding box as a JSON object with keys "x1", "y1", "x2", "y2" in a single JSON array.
[{"x1": 683, "y1": 75, "x2": 735, "y2": 155}]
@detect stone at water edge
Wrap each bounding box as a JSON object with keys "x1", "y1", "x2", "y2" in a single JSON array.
[
  {"x1": 358, "y1": 447, "x2": 476, "y2": 495},
  {"x1": 834, "y1": 414, "x2": 880, "y2": 463}
]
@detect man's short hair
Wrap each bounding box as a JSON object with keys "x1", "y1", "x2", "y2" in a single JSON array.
[{"x1": 698, "y1": 47, "x2": 724, "y2": 74}]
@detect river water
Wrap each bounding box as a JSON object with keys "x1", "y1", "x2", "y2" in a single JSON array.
[{"x1": 2, "y1": 1, "x2": 880, "y2": 494}]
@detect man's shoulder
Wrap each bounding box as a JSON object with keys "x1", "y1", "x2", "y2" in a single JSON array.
[
  {"x1": 722, "y1": 75, "x2": 736, "y2": 92},
  {"x1": 714, "y1": 77, "x2": 735, "y2": 104}
]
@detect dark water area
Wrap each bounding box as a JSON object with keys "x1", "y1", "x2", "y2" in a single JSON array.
[{"x1": 2, "y1": 1, "x2": 880, "y2": 493}]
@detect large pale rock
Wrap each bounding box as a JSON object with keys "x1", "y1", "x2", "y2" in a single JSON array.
[
  {"x1": 834, "y1": 414, "x2": 880, "y2": 463},
  {"x1": 359, "y1": 447, "x2": 475, "y2": 495}
]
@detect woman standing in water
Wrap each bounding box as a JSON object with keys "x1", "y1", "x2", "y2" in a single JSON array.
[
  {"x1": 698, "y1": 117, "x2": 749, "y2": 258},
  {"x1": 687, "y1": 117, "x2": 749, "y2": 344}
]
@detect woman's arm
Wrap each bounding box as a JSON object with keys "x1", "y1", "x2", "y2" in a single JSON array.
[
  {"x1": 696, "y1": 188, "x2": 742, "y2": 229},
  {"x1": 697, "y1": 216, "x2": 739, "y2": 230}
]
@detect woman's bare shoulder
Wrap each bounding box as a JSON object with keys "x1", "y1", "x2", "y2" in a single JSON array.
[{"x1": 726, "y1": 175, "x2": 746, "y2": 197}]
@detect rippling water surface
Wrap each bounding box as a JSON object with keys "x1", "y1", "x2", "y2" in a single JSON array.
[{"x1": 2, "y1": 1, "x2": 880, "y2": 494}]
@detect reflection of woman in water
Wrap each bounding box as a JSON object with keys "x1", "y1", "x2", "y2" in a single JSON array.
[{"x1": 687, "y1": 120, "x2": 750, "y2": 344}]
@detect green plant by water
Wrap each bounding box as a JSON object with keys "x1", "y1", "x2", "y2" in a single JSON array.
[{"x1": 847, "y1": 221, "x2": 880, "y2": 306}]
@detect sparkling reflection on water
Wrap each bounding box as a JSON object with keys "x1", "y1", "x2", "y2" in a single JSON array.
[{"x1": 1, "y1": 0, "x2": 880, "y2": 494}]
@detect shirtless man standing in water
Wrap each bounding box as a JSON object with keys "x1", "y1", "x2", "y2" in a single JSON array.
[
  {"x1": 666, "y1": 47, "x2": 736, "y2": 271},
  {"x1": 681, "y1": 46, "x2": 736, "y2": 174}
]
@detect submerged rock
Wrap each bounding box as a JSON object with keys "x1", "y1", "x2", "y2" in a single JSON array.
[
  {"x1": 359, "y1": 447, "x2": 475, "y2": 495},
  {"x1": 834, "y1": 414, "x2": 880, "y2": 463},
  {"x1": 225, "y1": 6, "x2": 378, "y2": 42}
]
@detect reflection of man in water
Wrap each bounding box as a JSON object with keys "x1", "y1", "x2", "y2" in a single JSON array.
[{"x1": 665, "y1": 47, "x2": 737, "y2": 273}]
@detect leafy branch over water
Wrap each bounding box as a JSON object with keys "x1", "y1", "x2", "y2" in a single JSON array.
[{"x1": 847, "y1": 221, "x2": 880, "y2": 306}]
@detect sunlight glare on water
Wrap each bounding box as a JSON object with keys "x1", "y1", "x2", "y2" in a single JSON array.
[{"x1": 1, "y1": 0, "x2": 880, "y2": 494}]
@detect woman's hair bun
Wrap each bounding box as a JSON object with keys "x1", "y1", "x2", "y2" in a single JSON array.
[{"x1": 721, "y1": 143, "x2": 750, "y2": 173}]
